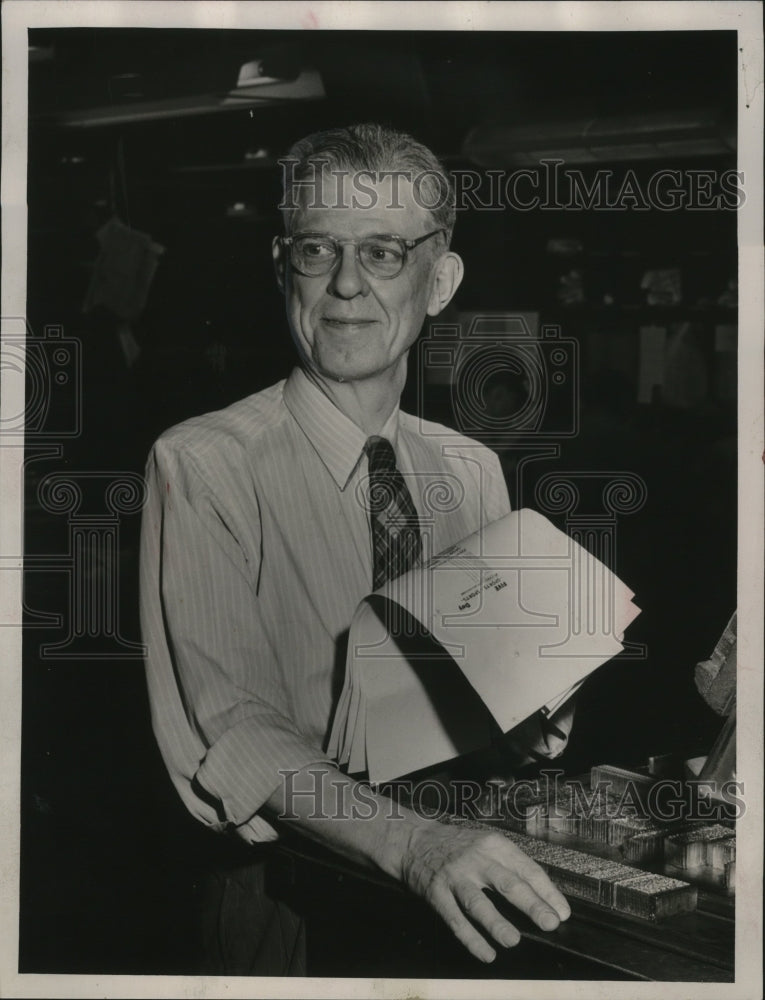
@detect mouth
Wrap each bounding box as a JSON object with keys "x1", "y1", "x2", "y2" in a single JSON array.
[{"x1": 322, "y1": 317, "x2": 378, "y2": 326}]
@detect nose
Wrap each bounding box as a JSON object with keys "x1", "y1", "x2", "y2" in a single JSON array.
[{"x1": 328, "y1": 243, "x2": 369, "y2": 299}]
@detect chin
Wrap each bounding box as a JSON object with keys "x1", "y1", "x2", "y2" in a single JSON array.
[
  {"x1": 312, "y1": 346, "x2": 397, "y2": 384},
  {"x1": 315, "y1": 360, "x2": 385, "y2": 383}
]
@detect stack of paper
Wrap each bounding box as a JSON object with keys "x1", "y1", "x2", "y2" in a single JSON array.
[{"x1": 327, "y1": 508, "x2": 640, "y2": 784}]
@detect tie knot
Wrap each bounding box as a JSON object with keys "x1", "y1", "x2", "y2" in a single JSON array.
[{"x1": 365, "y1": 435, "x2": 397, "y2": 473}]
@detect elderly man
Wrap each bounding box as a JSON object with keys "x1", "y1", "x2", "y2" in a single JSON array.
[{"x1": 140, "y1": 123, "x2": 571, "y2": 975}]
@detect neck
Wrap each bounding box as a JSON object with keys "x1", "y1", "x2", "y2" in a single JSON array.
[{"x1": 303, "y1": 357, "x2": 408, "y2": 435}]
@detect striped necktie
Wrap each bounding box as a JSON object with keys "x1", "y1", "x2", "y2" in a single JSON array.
[{"x1": 365, "y1": 436, "x2": 422, "y2": 590}]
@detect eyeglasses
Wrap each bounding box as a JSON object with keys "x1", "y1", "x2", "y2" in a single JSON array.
[{"x1": 278, "y1": 229, "x2": 445, "y2": 279}]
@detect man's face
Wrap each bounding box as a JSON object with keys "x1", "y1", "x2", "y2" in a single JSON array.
[{"x1": 274, "y1": 175, "x2": 457, "y2": 384}]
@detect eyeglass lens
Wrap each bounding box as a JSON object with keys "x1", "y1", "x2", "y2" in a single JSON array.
[{"x1": 291, "y1": 235, "x2": 406, "y2": 277}]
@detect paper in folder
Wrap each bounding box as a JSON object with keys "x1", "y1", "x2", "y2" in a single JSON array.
[{"x1": 327, "y1": 509, "x2": 641, "y2": 784}]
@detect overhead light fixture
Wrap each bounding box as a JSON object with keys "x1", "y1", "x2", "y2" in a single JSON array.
[
  {"x1": 51, "y1": 69, "x2": 324, "y2": 127},
  {"x1": 220, "y1": 68, "x2": 324, "y2": 108},
  {"x1": 464, "y1": 108, "x2": 735, "y2": 166},
  {"x1": 235, "y1": 60, "x2": 284, "y2": 89}
]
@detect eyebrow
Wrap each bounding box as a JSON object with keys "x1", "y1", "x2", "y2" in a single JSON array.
[{"x1": 293, "y1": 231, "x2": 404, "y2": 240}]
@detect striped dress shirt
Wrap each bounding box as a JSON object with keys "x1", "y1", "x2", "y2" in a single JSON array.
[{"x1": 140, "y1": 366, "x2": 535, "y2": 843}]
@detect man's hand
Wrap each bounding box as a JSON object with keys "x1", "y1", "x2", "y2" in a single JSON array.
[
  {"x1": 266, "y1": 766, "x2": 569, "y2": 963},
  {"x1": 399, "y1": 822, "x2": 571, "y2": 963}
]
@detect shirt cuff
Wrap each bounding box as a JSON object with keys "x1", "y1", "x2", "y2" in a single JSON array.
[{"x1": 195, "y1": 713, "x2": 334, "y2": 827}]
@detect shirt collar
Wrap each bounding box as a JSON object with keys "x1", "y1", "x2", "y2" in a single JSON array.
[{"x1": 283, "y1": 367, "x2": 400, "y2": 490}]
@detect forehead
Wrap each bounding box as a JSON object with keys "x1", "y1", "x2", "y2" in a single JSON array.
[{"x1": 291, "y1": 172, "x2": 433, "y2": 237}]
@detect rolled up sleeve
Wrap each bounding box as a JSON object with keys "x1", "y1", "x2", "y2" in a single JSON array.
[{"x1": 140, "y1": 437, "x2": 331, "y2": 831}]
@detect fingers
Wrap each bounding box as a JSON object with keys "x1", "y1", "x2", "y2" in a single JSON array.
[
  {"x1": 486, "y1": 863, "x2": 563, "y2": 932},
  {"x1": 453, "y1": 880, "x2": 522, "y2": 949},
  {"x1": 495, "y1": 839, "x2": 572, "y2": 922},
  {"x1": 404, "y1": 824, "x2": 572, "y2": 962},
  {"x1": 428, "y1": 881, "x2": 499, "y2": 963},
  {"x1": 521, "y1": 861, "x2": 571, "y2": 921}
]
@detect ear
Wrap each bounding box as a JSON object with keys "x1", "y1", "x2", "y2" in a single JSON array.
[
  {"x1": 272, "y1": 236, "x2": 287, "y2": 295},
  {"x1": 426, "y1": 252, "x2": 464, "y2": 317}
]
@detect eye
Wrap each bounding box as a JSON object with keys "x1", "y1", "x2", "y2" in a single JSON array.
[
  {"x1": 298, "y1": 238, "x2": 336, "y2": 259},
  {"x1": 364, "y1": 241, "x2": 404, "y2": 264}
]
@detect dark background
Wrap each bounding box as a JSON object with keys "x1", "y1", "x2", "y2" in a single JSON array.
[{"x1": 21, "y1": 28, "x2": 737, "y2": 974}]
